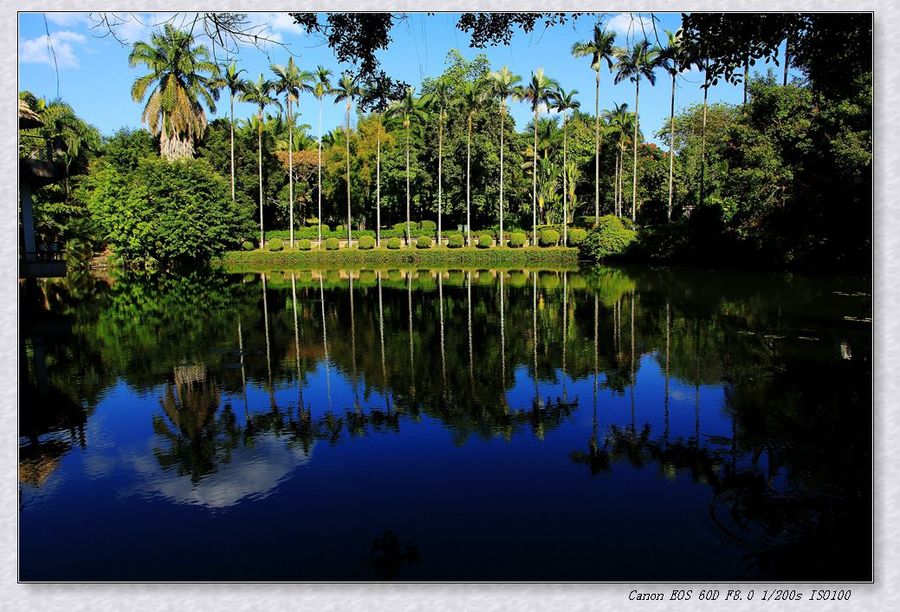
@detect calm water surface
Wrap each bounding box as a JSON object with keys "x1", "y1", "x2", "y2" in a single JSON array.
[{"x1": 19, "y1": 265, "x2": 871, "y2": 581}]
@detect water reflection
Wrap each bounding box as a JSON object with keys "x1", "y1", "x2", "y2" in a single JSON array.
[{"x1": 19, "y1": 266, "x2": 871, "y2": 580}]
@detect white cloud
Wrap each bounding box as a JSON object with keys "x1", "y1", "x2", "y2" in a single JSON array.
[
  {"x1": 44, "y1": 12, "x2": 89, "y2": 27},
  {"x1": 20, "y1": 30, "x2": 86, "y2": 68},
  {"x1": 605, "y1": 13, "x2": 656, "y2": 39}
]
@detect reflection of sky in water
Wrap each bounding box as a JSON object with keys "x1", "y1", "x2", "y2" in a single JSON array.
[{"x1": 19, "y1": 269, "x2": 871, "y2": 580}]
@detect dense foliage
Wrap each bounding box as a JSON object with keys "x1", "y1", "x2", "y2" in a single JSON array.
[{"x1": 80, "y1": 157, "x2": 248, "y2": 266}]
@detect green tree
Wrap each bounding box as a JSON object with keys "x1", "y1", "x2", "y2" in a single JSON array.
[
  {"x1": 386, "y1": 87, "x2": 429, "y2": 245},
  {"x1": 549, "y1": 87, "x2": 580, "y2": 245},
  {"x1": 459, "y1": 80, "x2": 490, "y2": 246},
  {"x1": 312, "y1": 66, "x2": 334, "y2": 245},
  {"x1": 516, "y1": 68, "x2": 559, "y2": 244},
  {"x1": 81, "y1": 157, "x2": 246, "y2": 265},
  {"x1": 614, "y1": 40, "x2": 659, "y2": 221},
  {"x1": 215, "y1": 61, "x2": 247, "y2": 202},
  {"x1": 571, "y1": 24, "x2": 617, "y2": 225},
  {"x1": 333, "y1": 73, "x2": 363, "y2": 244},
  {"x1": 487, "y1": 66, "x2": 522, "y2": 246},
  {"x1": 421, "y1": 77, "x2": 454, "y2": 243},
  {"x1": 239, "y1": 75, "x2": 280, "y2": 248},
  {"x1": 128, "y1": 25, "x2": 220, "y2": 160},
  {"x1": 271, "y1": 57, "x2": 314, "y2": 247}
]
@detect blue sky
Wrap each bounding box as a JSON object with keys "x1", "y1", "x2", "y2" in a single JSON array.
[{"x1": 18, "y1": 12, "x2": 796, "y2": 145}]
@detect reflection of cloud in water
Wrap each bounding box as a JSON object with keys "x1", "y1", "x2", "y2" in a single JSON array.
[{"x1": 129, "y1": 434, "x2": 314, "y2": 509}]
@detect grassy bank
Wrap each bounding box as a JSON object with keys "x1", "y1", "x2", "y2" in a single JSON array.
[{"x1": 219, "y1": 246, "x2": 580, "y2": 271}]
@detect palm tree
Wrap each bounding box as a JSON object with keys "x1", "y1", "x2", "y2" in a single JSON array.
[
  {"x1": 422, "y1": 77, "x2": 453, "y2": 245},
  {"x1": 129, "y1": 24, "x2": 220, "y2": 160},
  {"x1": 240, "y1": 75, "x2": 280, "y2": 248},
  {"x1": 603, "y1": 103, "x2": 634, "y2": 216},
  {"x1": 386, "y1": 87, "x2": 429, "y2": 246},
  {"x1": 312, "y1": 66, "x2": 333, "y2": 246},
  {"x1": 549, "y1": 86, "x2": 580, "y2": 246},
  {"x1": 271, "y1": 57, "x2": 314, "y2": 248},
  {"x1": 333, "y1": 73, "x2": 363, "y2": 246},
  {"x1": 487, "y1": 66, "x2": 521, "y2": 246},
  {"x1": 217, "y1": 62, "x2": 246, "y2": 202},
  {"x1": 571, "y1": 24, "x2": 617, "y2": 226},
  {"x1": 516, "y1": 68, "x2": 559, "y2": 245},
  {"x1": 459, "y1": 80, "x2": 489, "y2": 247},
  {"x1": 614, "y1": 40, "x2": 659, "y2": 222},
  {"x1": 658, "y1": 30, "x2": 684, "y2": 223}
]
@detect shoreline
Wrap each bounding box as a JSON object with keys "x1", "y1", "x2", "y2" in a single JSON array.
[{"x1": 218, "y1": 246, "x2": 581, "y2": 271}]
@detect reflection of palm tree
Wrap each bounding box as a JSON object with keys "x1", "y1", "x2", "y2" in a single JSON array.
[
  {"x1": 664, "y1": 299, "x2": 671, "y2": 442},
  {"x1": 320, "y1": 274, "x2": 332, "y2": 411},
  {"x1": 350, "y1": 275, "x2": 360, "y2": 413},
  {"x1": 262, "y1": 274, "x2": 275, "y2": 410},
  {"x1": 630, "y1": 290, "x2": 636, "y2": 433},
  {"x1": 438, "y1": 272, "x2": 448, "y2": 399},
  {"x1": 499, "y1": 271, "x2": 507, "y2": 410},
  {"x1": 561, "y1": 271, "x2": 568, "y2": 401},
  {"x1": 237, "y1": 318, "x2": 248, "y2": 423},
  {"x1": 532, "y1": 270, "x2": 540, "y2": 407},
  {"x1": 377, "y1": 271, "x2": 390, "y2": 412},
  {"x1": 291, "y1": 273, "x2": 305, "y2": 414},
  {"x1": 467, "y1": 270, "x2": 475, "y2": 397},
  {"x1": 408, "y1": 271, "x2": 415, "y2": 399}
]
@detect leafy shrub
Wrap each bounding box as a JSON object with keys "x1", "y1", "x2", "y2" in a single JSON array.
[
  {"x1": 580, "y1": 215, "x2": 637, "y2": 260},
  {"x1": 358, "y1": 235, "x2": 376, "y2": 250},
  {"x1": 82, "y1": 157, "x2": 246, "y2": 265},
  {"x1": 387, "y1": 237, "x2": 402, "y2": 250},
  {"x1": 620, "y1": 216, "x2": 635, "y2": 230},
  {"x1": 393, "y1": 221, "x2": 418, "y2": 232},
  {"x1": 447, "y1": 234, "x2": 464, "y2": 249},
  {"x1": 267, "y1": 238, "x2": 284, "y2": 252},
  {"x1": 539, "y1": 229, "x2": 560, "y2": 247},
  {"x1": 477, "y1": 234, "x2": 493, "y2": 248},
  {"x1": 325, "y1": 237, "x2": 340, "y2": 250},
  {"x1": 416, "y1": 235, "x2": 432, "y2": 249},
  {"x1": 241, "y1": 240, "x2": 255, "y2": 251},
  {"x1": 420, "y1": 220, "x2": 436, "y2": 232},
  {"x1": 508, "y1": 232, "x2": 526, "y2": 248},
  {"x1": 297, "y1": 239, "x2": 312, "y2": 251},
  {"x1": 568, "y1": 228, "x2": 588, "y2": 245}
]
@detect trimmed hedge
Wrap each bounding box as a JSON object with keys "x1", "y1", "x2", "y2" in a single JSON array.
[
  {"x1": 267, "y1": 238, "x2": 284, "y2": 252},
  {"x1": 580, "y1": 214, "x2": 637, "y2": 260},
  {"x1": 358, "y1": 235, "x2": 376, "y2": 250},
  {"x1": 325, "y1": 237, "x2": 340, "y2": 251},
  {"x1": 447, "y1": 234, "x2": 464, "y2": 248},
  {"x1": 298, "y1": 239, "x2": 312, "y2": 251},
  {"x1": 539, "y1": 229, "x2": 560, "y2": 247},
  {"x1": 477, "y1": 234, "x2": 493, "y2": 249},
  {"x1": 386, "y1": 237, "x2": 402, "y2": 250},
  {"x1": 416, "y1": 235, "x2": 432, "y2": 249},
  {"x1": 508, "y1": 232, "x2": 526, "y2": 248},
  {"x1": 568, "y1": 228, "x2": 587, "y2": 245},
  {"x1": 241, "y1": 240, "x2": 255, "y2": 251}
]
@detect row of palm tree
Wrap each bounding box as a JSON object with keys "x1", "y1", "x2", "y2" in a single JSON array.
[{"x1": 128, "y1": 22, "x2": 734, "y2": 248}]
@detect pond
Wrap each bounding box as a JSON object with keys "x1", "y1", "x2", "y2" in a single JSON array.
[{"x1": 19, "y1": 265, "x2": 871, "y2": 581}]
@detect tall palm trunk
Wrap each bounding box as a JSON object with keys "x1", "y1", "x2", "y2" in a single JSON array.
[
  {"x1": 258, "y1": 113, "x2": 264, "y2": 248},
  {"x1": 783, "y1": 35, "x2": 790, "y2": 86},
  {"x1": 499, "y1": 104, "x2": 505, "y2": 246},
  {"x1": 405, "y1": 121, "x2": 411, "y2": 246},
  {"x1": 230, "y1": 93, "x2": 236, "y2": 202},
  {"x1": 287, "y1": 98, "x2": 295, "y2": 248},
  {"x1": 594, "y1": 69, "x2": 600, "y2": 225},
  {"x1": 631, "y1": 76, "x2": 640, "y2": 222},
  {"x1": 613, "y1": 150, "x2": 620, "y2": 217},
  {"x1": 437, "y1": 109, "x2": 444, "y2": 245},
  {"x1": 376, "y1": 130, "x2": 382, "y2": 246},
  {"x1": 562, "y1": 112, "x2": 568, "y2": 246},
  {"x1": 532, "y1": 108, "x2": 539, "y2": 246},
  {"x1": 699, "y1": 82, "x2": 709, "y2": 207},
  {"x1": 743, "y1": 58, "x2": 749, "y2": 106},
  {"x1": 345, "y1": 101, "x2": 352, "y2": 246},
  {"x1": 466, "y1": 114, "x2": 472, "y2": 247},
  {"x1": 318, "y1": 102, "x2": 323, "y2": 246},
  {"x1": 667, "y1": 71, "x2": 676, "y2": 223}
]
